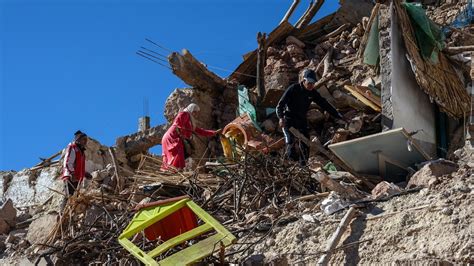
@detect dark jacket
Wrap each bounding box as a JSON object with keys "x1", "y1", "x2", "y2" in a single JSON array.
[{"x1": 276, "y1": 82, "x2": 342, "y2": 122}]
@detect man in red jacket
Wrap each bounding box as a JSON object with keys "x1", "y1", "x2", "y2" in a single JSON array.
[{"x1": 62, "y1": 130, "x2": 91, "y2": 196}]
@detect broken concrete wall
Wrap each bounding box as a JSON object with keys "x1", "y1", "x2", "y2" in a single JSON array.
[
  {"x1": 379, "y1": 4, "x2": 394, "y2": 131},
  {"x1": 0, "y1": 171, "x2": 15, "y2": 201},
  {"x1": 1, "y1": 138, "x2": 112, "y2": 209},
  {"x1": 381, "y1": 3, "x2": 437, "y2": 157},
  {"x1": 83, "y1": 138, "x2": 113, "y2": 173},
  {"x1": 263, "y1": 45, "x2": 301, "y2": 107},
  {"x1": 1, "y1": 166, "x2": 62, "y2": 208},
  {"x1": 327, "y1": 0, "x2": 374, "y2": 29}
]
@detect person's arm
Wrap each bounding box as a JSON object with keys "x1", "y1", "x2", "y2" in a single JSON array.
[
  {"x1": 63, "y1": 144, "x2": 76, "y2": 178},
  {"x1": 312, "y1": 91, "x2": 343, "y2": 119},
  {"x1": 194, "y1": 127, "x2": 216, "y2": 137}
]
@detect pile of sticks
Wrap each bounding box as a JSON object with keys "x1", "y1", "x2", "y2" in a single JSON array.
[
  {"x1": 38, "y1": 141, "x2": 368, "y2": 264},
  {"x1": 191, "y1": 152, "x2": 319, "y2": 225},
  {"x1": 39, "y1": 191, "x2": 137, "y2": 265}
]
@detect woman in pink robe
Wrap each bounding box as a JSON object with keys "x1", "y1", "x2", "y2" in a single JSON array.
[{"x1": 161, "y1": 103, "x2": 217, "y2": 171}]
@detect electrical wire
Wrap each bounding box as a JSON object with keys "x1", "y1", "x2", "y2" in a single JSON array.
[
  {"x1": 135, "y1": 52, "x2": 172, "y2": 70},
  {"x1": 139, "y1": 39, "x2": 258, "y2": 79},
  {"x1": 145, "y1": 38, "x2": 174, "y2": 53}
]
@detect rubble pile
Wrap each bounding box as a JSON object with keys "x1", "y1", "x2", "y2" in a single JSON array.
[
  {"x1": 231, "y1": 157, "x2": 473, "y2": 264},
  {"x1": 427, "y1": 0, "x2": 471, "y2": 25},
  {"x1": 1, "y1": 0, "x2": 473, "y2": 265}
]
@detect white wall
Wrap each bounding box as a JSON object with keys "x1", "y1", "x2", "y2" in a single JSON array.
[{"x1": 390, "y1": 5, "x2": 437, "y2": 157}]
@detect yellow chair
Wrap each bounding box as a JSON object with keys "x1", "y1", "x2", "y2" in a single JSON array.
[{"x1": 118, "y1": 196, "x2": 236, "y2": 266}]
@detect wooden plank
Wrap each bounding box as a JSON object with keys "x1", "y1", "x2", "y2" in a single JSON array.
[
  {"x1": 118, "y1": 238, "x2": 158, "y2": 266},
  {"x1": 187, "y1": 201, "x2": 236, "y2": 242},
  {"x1": 295, "y1": 13, "x2": 336, "y2": 42},
  {"x1": 280, "y1": 0, "x2": 300, "y2": 24},
  {"x1": 345, "y1": 85, "x2": 381, "y2": 107},
  {"x1": 295, "y1": 0, "x2": 324, "y2": 30},
  {"x1": 108, "y1": 147, "x2": 122, "y2": 192},
  {"x1": 158, "y1": 234, "x2": 233, "y2": 265},
  {"x1": 148, "y1": 223, "x2": 213, "y2": 258},
  {"x1": 344, "y1": 85, "x2": 381, "y2": 112},
  {"x1": 318, "y1": 206, "x2": 358, "y2": 264},
  {"x1": 256, "y1": 32, "x2": 266, "y2": 104},
  {"x1": 288, "y1": 127, "x2": 355, "y2": 174},
  {"x1": 312, "y1": 23, "x2": 350, "y2": 44},
  {"x1": 443, "y1": 45, "x2": 474, "y2": 54}
]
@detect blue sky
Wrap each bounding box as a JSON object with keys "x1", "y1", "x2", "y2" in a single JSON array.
[{"x1": 0, "y1": 0, "x2": 339, "y2": 171}]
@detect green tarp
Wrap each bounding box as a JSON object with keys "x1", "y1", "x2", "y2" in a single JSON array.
[
  {"x1": 237, "y1": 85, "x2": 261, "y2": 131},
  {"x1": 402, "y1": 2, "x2": 445, "y2": 64},
  {"x1": 363, "y1": 14, "x2": 380, "y2": 66}
]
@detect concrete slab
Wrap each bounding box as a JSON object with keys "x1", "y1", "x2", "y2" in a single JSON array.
[{"x1": 329, "y1": 128, "x2": 430, "y2": 182}]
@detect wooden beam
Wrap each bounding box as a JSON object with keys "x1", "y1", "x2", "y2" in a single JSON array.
[
  {"x1": 280, "y1": 0, "x2": 300, "y2": 24},
  {"x1": 288, "y1": 127, "x2": 375, "y2": 191},
  {"x1": 295, "y1": 0, "x2": 325, "y2": 30},
  {"x1": 312, "y1": 23, "x2": 350, "y2": 44},
  {"x1": 295, "y1": 13, "x2": 336, "y2": 42},
  {"x1": 168, "y1": 49, "x2": 228, "y2": 93},
  {"x1": 318, "y1": 206, "x2": 358, "y2": 265},
  {"x1": 256, "y1": 32, "x2": 266, "y2": 104},
  {"x1": 443, "y1": 45, "x2": 474, "y2": 55},
  {"x1": 343, "y1": 85, "x2": 381, "y2": 112},
  {"x1": 289, "y1": 127, "x2": 355, "y2": 175},
  {"x1": 108, "y1": 147, "x2": 123, "y2": 192}
]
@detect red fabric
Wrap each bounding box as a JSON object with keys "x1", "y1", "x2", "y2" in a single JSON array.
[
  {"x1": 144, "y1": 206, "x2": 198, "y2": 241},
  {"x1": 161, "y1": 112, "x2": 215, "y2": 170},
  {"x1": 62, "y1": 143, "x2": 86, "y2": 182}
]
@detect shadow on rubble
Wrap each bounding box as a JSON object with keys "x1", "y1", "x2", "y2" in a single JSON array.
[{"x1": 341, "y1": 212, "x2": 368, "y2": 265}]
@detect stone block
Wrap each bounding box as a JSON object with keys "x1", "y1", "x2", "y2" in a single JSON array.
[
  {"x1": 407, "y1": 159, "x2": 458, "y2": 188},
  {"x1": 26, "y1": 214, "x2": 58, "y2": 245}
]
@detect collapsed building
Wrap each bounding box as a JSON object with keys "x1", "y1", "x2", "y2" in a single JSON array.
[{"x1": 1, "y1": 0, "x2": 473, "y2": 265}]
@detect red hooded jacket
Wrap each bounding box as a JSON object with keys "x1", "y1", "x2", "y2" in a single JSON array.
[{"x1": 62, "y1": 142, "x2": 86, "y2": 182}]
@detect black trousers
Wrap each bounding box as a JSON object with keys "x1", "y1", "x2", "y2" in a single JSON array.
[
  {"x1": 282, "y1": 117, "x2": 309, "y2": 166},
  {"x1": 61, "y1": 179, "x2": 79, "y2": 210},
  {"x1": 64, "y1": 179, "x2": 79, "y2": 196}
]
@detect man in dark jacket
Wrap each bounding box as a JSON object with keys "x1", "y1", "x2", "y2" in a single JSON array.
[{"x1": 276, "y1": 69, "x2": 343, "y2": 165}]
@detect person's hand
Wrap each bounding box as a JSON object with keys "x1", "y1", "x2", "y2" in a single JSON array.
[
  {"x1": 279, "y1": 119, "x2": 285, "y2": 128},
  {"x1": 215, "y1": 129, "x2": 223, "y2": 135}
]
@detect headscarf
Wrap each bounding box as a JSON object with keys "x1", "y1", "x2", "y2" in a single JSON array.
[
  {"x1": 182, "y1": 103, "x2": 200, "y2": 130},
  {"x1": 183, "y1": 103, "x2": 200, "y2": 113}
]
